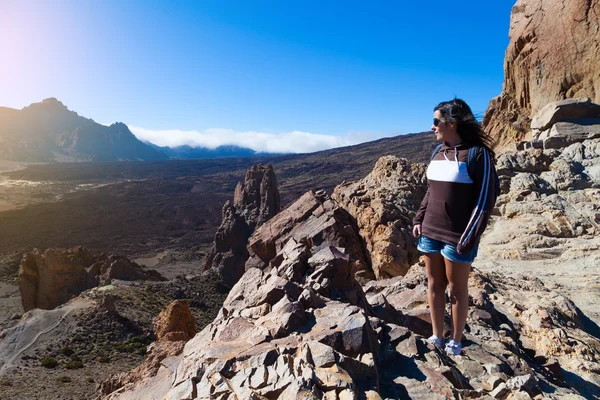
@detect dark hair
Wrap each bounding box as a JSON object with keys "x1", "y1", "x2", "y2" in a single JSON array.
[{"x1": 434, "y1": 98, "x2": 495, "y2": 159}]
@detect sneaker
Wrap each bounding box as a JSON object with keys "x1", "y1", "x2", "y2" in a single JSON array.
[
  {"x1": 445, "y1": 339, "x2": 462, "y2": 356},
  {"x1": 427, "y1": 335, "x2": 444, "y2": 348}
]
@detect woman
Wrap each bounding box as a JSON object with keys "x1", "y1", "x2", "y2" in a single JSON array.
[{"x1": 412, "y1": 98, "x2": 496, "y2": 356}]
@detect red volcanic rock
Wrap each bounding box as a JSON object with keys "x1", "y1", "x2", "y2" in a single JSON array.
[
  {"x1": 483, "y1": 0, "x2": 600, "y2": 149},
  {"x1": 153, "y1": 300, "x2": 197, "y2": 342}
]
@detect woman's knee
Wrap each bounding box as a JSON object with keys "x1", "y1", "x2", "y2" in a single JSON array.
[
  {"x1": 447, "y1": 284, "x2": 468, "y2": 303},
  {"x1": 428, "y1": 278, "x2": 447, "y2": 293}
]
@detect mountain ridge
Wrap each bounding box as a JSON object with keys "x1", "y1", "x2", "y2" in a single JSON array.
[{"x1": 0, "y1": 98, "x2": 168, "y2": 162}]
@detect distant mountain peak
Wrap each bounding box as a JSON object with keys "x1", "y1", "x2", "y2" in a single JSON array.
[{"x1": 25, "y1": 97, "x2": 70, "y2": 113}]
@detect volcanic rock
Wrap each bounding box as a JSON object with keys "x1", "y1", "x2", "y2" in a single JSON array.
[
  {"x1": 89, "y1": 254, "x2": 166, "y2": 287},
  {"x1": 100, "y1": 300, "x2": 197, "y2": 396},
  {"x1": 19, "y1": 248, "x2": 166, "y2": 312},
  {"x1": 532, "y1": 98, "x2": 600, "y2": 137},
  {"x1": 482, "y1": 134, "x2": 600, "y2": 260},
  {"x1": 101, "y1": 157, "x2": 600, "y2": 398},
  {"x1": 153, "y1": 299, "x2": 197, "y2": 341},
  {"x1": 246, "y1": 189, "x2": 371, "y2": 285},
  {"x1": 483, "y1": 0, "x2": 600, "y2": 148},
  {"x1": 18, "y1": 247, "x2": 94, "y2": 311},
  {"x1": 332, "y1": 156, "x2": 427, "y2": 279},
  {"x1": 203, "y1": 164, "x2": 280, "y2": 287}
]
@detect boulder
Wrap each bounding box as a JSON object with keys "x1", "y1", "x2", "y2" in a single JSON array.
[
  {"x1": 203, "y1": 164, "x2": 280, "y2": 287},
  {"x1": 532, "y1": 98, "x2": 600, "y2": 137},
  {"x1": 91, "y1": 255, "x2": 166, "y2": 286},
  {"x1": 332, "y1": 156, "x2": 427, "y2": 279},
  {"x1": 542, "y1": 120, "x2": 600, "y2": 149},
  {"x1": 154, "y1": 300, "x2": 197, "y2": 341},
  {"x1": 483, "y1": 0, "x2": 600, "y2": 149}
]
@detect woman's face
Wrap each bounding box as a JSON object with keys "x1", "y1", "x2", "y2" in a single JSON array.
[{"x1": 431, "y1": 110, "x2": 457, "y2": 142}]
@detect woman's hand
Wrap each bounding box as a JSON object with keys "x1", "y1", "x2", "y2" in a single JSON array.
[{"x1": 412, "y1": 224, "x2": 421, "y2": 238}]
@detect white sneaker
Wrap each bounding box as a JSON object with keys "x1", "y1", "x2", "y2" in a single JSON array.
[
  {"x1": 445, "y1": 339, "x2": 462, "y2": 356},
  {"x1": 427, "y1": 335, "x2": 444, "y2": 347}
]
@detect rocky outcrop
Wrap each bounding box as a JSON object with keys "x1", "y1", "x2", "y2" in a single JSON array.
[
  {"x1": 153, "y1": 299, "x2": 198, "y2": 341},
  {"x1": 246, "y1": 189, "x2": 371, "y2": 283},
  {"x1": 332, "y1": 156, "x2": 427, "y2": 279},
  {"x1": 19, "y1": 247, "x2": 94, "y2": 312},
  {"x1": 103, "y1": 249, "x2": 600, "y2": 399},
  {"x1": 483, "y1": 0, "x2": 600, "y2": 148},
  {"x1": 87, "y1": 254, "x2": 166, "y2": 287},
  {"x1": 203, "y1": 164, "x2": 280, "y2": 287},
  {"x1": 103, "y1": 159, "x2": 600, "y2": 399},
  {"x1": 101, "y1": 300, "x2": 197, "y2": 397},
  {"x1": 482, "y1": 106, "x2": 600, "y2": 260},
  {"x1": 18, "y1": 248, "x2": 165, "y2": 312}
]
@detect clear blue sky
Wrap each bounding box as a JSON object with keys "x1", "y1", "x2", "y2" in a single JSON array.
[{"x1": 0, "y1": 0, "x2": 515, "y2": 152}]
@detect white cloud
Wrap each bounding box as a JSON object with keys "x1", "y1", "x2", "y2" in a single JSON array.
[{"x1": 128, "y1": 126, "x2": 387, "y2": 154}]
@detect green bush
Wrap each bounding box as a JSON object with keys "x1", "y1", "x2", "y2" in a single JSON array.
[
  {"x1": 40, "y1": 357, "x2": 58, "y2": 368},
  {"x1": 64, "y1": 361, "x2": 84, "y2": 369},
  {"x1": 56, "y1": 376, "x2": 72, "y2": 383},
  {"x1": 97, "y1": 355, "x2": 110, "y2": 363},
  {"x1": 60, "y1": 347, "x2": 74, "y2": 356}
]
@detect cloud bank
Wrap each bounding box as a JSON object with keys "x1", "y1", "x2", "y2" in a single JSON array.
[{"x1": 128, "y1": 126, "x2": 386, "y2": 154}]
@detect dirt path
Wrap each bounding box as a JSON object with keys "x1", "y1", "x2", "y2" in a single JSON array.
[{"x1": 0, "y1": 297, "x2": 95, "y2": 375}]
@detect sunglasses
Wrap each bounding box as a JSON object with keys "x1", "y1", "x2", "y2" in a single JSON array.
[{"x1": 433, "y1": 118, "x2": 442, "y2": 127}]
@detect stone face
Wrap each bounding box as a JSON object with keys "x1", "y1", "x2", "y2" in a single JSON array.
[
  {"x1": 18, "y1": 247, "x2": 94, "y2": 311},
  {"x1": 332, "y1": 156, "x2": 427, "y2": 279},
  {"x1": 203, "y1": 164, "x2": 280, "y2": 287},
  {"x1": 483, "y1": 0, "x2": 600, "y2": 148}
]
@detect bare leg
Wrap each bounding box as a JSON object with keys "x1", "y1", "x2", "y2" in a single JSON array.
[
  {"x1": 424, "y1": 253, "x2": 447, "y2": 339},
  {"x1": 445, "y1": 259, "x2": 471, "y2": 342}
]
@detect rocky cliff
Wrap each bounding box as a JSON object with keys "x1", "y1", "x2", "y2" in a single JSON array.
[{"x1": 483, "y1": 0, "x2": 600, "y2": 148}]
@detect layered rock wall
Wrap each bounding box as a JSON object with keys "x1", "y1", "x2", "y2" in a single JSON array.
[{"x1": 483, "y1": 0, "x2": 600, "y2": 148}]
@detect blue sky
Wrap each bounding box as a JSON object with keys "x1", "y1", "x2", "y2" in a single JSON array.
[{"x1": 0, "y1": 0, "x2": 515, "y2": 153}]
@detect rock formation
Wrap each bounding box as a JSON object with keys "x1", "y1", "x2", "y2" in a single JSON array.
[
  {"x1": 19, "y1": 247, "x2": 94, "y2": 311},
  {"x1": 483, "y1": 0, "x2": 600, "y2": 148},
  {"x1": 482, "y1": 102, "x2": 600, "y2": 261},
  {"x1": 203, "y1": 164, "x2": 280, "y2": 287},
  {"x1": 87, "y1": 254, "x2": 166, "y2": 287},
  {"x1": 19, "y1": 247, "x2": 165, "y2": 312},
  {"x1": 100, "y1": 300, "x2": 197, "y2": 397},
  {"x1": 102, "y1": 157, "x2": 600, "y2": 399},
  {"x1": 332, "y1": 156, "x2": 427, "y2": 279}
]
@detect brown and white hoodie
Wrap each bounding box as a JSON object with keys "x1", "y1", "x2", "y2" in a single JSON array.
[{"x1": 413, "y1": 142, "x2": 495, "y2": 253}]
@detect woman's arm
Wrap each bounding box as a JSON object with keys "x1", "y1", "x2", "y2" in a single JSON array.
[
  {"x1": 412, "y1": 186, "x2": 430, "y2": 230},
  {"x1": 457, "y1": 147, "x2": 495, "y2": 253}
]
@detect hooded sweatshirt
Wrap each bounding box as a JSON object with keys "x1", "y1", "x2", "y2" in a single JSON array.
[{"x1": 413, "y1": 142, "x2": 495, "y2": 253}]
